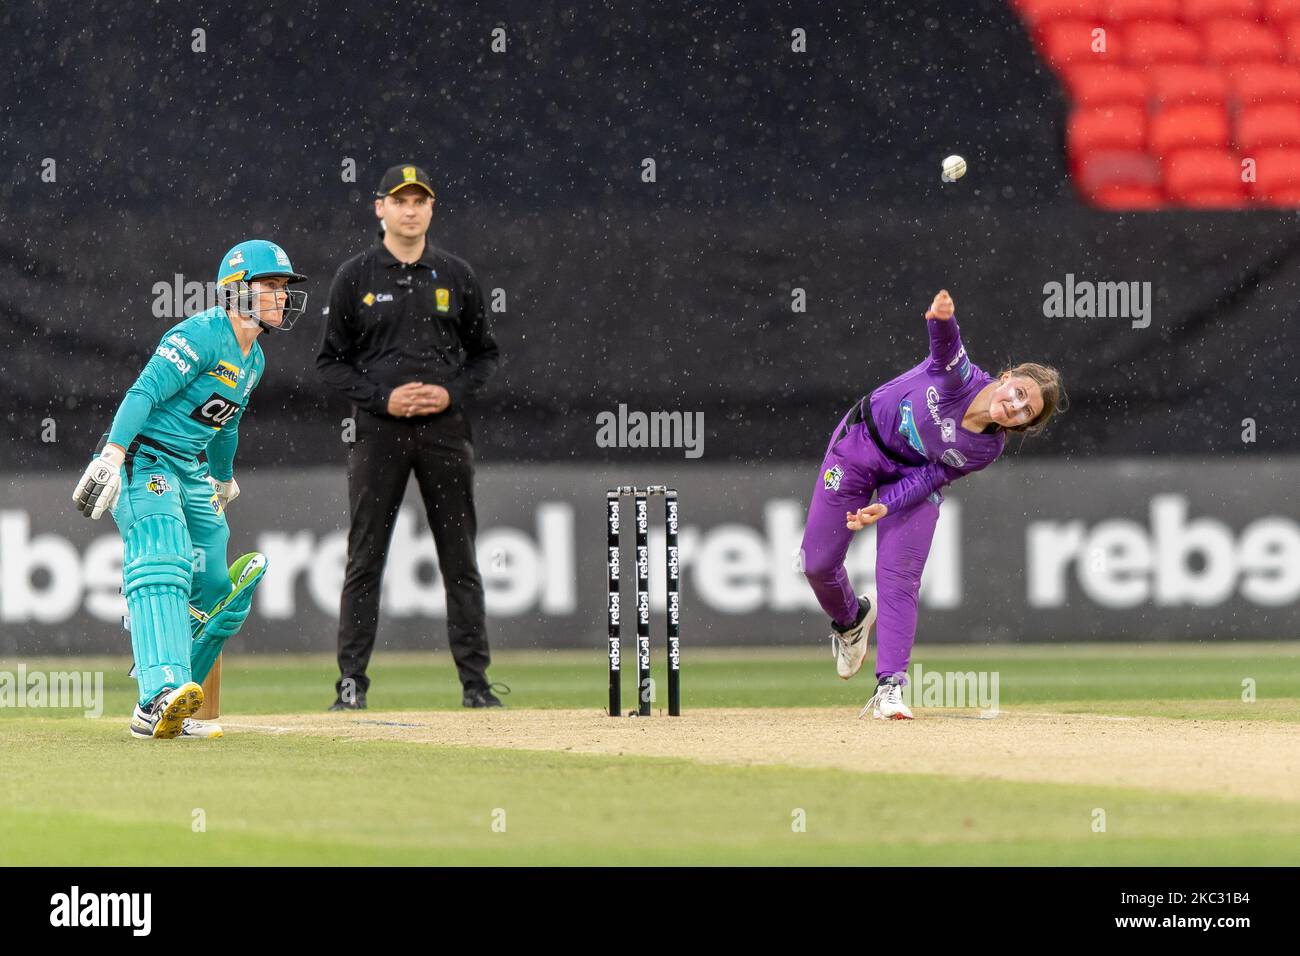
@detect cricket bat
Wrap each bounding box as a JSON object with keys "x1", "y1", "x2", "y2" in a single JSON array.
[{"x1": 195, "y1": 654, "x2": 221, "y2": 719}]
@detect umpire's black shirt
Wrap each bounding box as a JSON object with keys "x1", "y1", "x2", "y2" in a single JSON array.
[{"x1": 316, "y1": 240, "x2": 500, "y2": 417}]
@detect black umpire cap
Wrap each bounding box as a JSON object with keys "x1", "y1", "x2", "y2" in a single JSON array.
[{"x1": 376, "y1": 164, "x2": 436, "y2": 200}]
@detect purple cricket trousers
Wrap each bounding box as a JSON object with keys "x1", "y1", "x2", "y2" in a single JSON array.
[{"x1": 800, "y1": 406, "x2": 941, "y2": 680}]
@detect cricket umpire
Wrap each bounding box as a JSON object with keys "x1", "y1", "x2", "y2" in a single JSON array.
[{"x1": 317, "y1": 163, "x2": 502, "y2": 709}]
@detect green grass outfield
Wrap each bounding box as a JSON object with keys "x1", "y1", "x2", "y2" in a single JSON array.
[{"x1": 1, "y1": 643, "x2": 1298, "y2": 865}]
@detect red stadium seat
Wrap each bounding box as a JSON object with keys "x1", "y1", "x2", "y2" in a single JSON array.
[
  {"x1": 1262, "y1": 0, "x2": 1300, "y2": 21},
  {"x1": 1285, "y1": 21, "x2": 1300, "y2": 62},
  {"x1": 1123, "y1": 21, "x2": 1203, "y2": 63},
  {"x1": 1163, "y1": 148, "x2": 1248, "y2": 205},
  {"x1": 1149, "y1": 103, "x2": 1231, "y2": 154},
  {"x1": 1227, "y1": 64, "x2": 1300, "y2": 105},
  {"x1": 1148, "y1": 64, "x2": 1230, "y2": 106},
  {"x1": 1073, "y1": 148, "x2": 1162, "y2": 190},
  {"x1": 1063, "y1": 64, "x2": 1151, "y2": 104},
  {"x1": 1236, "y1": 102, "x2": 1300, "y2": 150},
  {"x1": 1042, "y1": 20, "x2": 1120, "y2": 66},
  {"x1": 1182, "y1": 0, "x2": 1263, "y2": 21},
  {"x1": 1202, "y1": 19, "x2": 1284, "y2": 64},
  {"x1": 1087, "y1": 182, "x2": 1167, "y2": 207},
  {"x1": 1103, "y1": 0, "x2": 1179, "y2": 20},
  {"x1": 1069, "y1": 105, "x2": 1149, "y2": 152},
  {"x1": 1247, "y1": 146, "x2": 1300, "y2": 203}
]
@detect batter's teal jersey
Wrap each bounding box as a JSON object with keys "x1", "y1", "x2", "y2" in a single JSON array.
[{"x1": 107, "y1": 308, "x2": 264, "y2": 480}]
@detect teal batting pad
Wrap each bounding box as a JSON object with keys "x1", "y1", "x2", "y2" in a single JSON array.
[{"x1": 123, "y1": 513, "x2": 194, "y2": 707}]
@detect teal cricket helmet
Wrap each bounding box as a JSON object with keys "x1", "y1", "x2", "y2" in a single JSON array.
[{"x1": 216, "y1": 239, "x2": 308, "y2": 332}]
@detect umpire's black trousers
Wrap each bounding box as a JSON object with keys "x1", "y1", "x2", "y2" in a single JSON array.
[{"x1": 336, "y1": 407, "x2": 490, "y2": 696}]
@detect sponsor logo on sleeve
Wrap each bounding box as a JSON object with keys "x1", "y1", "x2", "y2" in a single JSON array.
[
  {"x1": 154, "y1": 344, "x2": 192, "y2": 376},
  {"x1": 166, "y1": 334, "x2": 200, "y2": 361},
  {"x1": 941, "y1": 448, "x2": 968, "y2": 468}
]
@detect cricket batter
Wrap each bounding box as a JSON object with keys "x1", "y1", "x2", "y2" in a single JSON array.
[
  {"x1": 802, "y1": 290, "x2": 1064, "y2": 719},
  {"x1": 71, "y1": 240, "x2": 307, "y2": 739}
]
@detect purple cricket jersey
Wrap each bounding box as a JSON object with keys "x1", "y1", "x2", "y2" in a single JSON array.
[{"x1": 866, "y1": 313, "x2": 1006, "y2": 514}]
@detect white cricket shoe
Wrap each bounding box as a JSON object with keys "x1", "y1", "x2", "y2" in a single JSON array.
[
  {"x1": 128, "y1": 682, "x2": 205, "y2": 739},
  {"x1": 179, "y1": 718, "x2": 223, "y2": 739},
  {"x1": 859, "y1": 677, "x2": 914, "y2": 721},
  {"x1": 830, "y1": 593, "x2": 876, "y2": 680}
]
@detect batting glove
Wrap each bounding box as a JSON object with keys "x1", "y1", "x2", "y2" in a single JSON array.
[
  {"x1": 73, "y1": 448, "x2": 125, "y2": 519},
  {"x1": 206, "y1": 475, "x2": 240, "y2": 510}
]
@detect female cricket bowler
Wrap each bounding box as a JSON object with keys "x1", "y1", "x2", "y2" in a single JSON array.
[
  {"x1": 802, "y1": 289, "x2": 1064, "y2": 720},
  {"x1": 72, "y1": 240, "x2": 307, "y2": 739}
]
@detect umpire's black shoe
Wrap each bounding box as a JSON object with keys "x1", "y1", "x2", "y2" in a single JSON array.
[
  {"x1": 462, "y1": 683, "x2": 509, "y2": 708},
  {"x1": 328, "y1": 692, "x2": 367, "y2": 711}
]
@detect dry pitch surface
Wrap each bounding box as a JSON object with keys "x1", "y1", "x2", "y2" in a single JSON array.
[{"x1": 225, "y1": 707, "x2": 1300, "y2": 804}]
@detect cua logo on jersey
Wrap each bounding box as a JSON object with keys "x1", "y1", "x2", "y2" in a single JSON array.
[
  {"x1": 824, "y1": 464, "x2": 844, "y2": 492},
  {"x1": 207, "y1": 360, "x2": 241, "y2": 388},
  {"x1": 189, "y1": 393, "x2": 242, "y2": 430},
  {"x1": 146, "y1": 475, "x2": 171, "y2": 496}
]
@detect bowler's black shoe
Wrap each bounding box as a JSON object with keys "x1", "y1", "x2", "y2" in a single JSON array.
[
  {"x1": 328, "y1": 692, "x2": 367, "y2": 711},
  {"x1": 462, "y1": 683, "x2": 509, "y2": 708}
]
